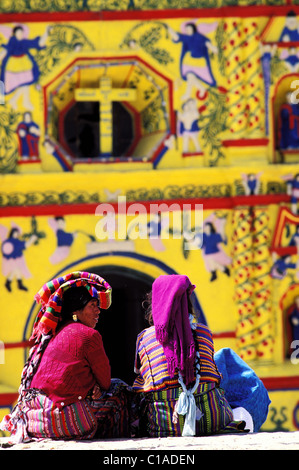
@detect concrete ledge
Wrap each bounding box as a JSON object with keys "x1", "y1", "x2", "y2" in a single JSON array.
[{"x1": 1, "y1": 432, "x2": 299, "y2": 451}]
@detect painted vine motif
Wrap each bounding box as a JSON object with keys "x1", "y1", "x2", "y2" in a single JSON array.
[
  {"x1": 120, "y1": 22, "x2": 174, "y2": 66},
  {"x1": 0, "y1": 108, "x2": 20, "y2": 173},
  {"x1": 219, "y1": 19, "x2": 265, "y2": 139},
  {"x1": 35, "y1": 25, "x2": 95, "y2": 77}
]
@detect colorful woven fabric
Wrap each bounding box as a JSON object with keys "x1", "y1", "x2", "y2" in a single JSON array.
[
  {"x1": 89, "y1": 379, "x2": 140, "y2": 439},
  {"x1": 26, "y1": 391, "x2": 98, "y2": 440},
  {"x1": 33, "y1": 271, "x2": 112, "y2": 338},
  {"x1": 139, "y1": 383, "x2": 247, "y2": 437},
  {"x1": 133, "y1": 323, "x2": 222, "y2": 393},
  {"x1": 24, "y1": 380, "x2": 137, "y2": 440}
]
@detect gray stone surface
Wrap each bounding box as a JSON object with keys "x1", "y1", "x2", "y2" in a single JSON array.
[{"x1": 1, "y1": 431, "x2": 299, "y2": 451}]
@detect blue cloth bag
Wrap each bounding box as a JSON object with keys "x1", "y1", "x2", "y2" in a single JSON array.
[{"x1": 214, "y1": 348, "x2": 271, "y2": 432}]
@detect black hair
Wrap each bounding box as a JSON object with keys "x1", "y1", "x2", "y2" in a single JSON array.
[
  {"x1": 185, "y1": 23, "x2": 197, "y2": 34},
  {"x1": 13, "y1": 26, "x2": 24, "y2": 35},
  {"x1": 8, "y1": 227, "x2": 20, "y2": 238},
  {"x1": 60, "y1": 286, "x2": 92, "y2": 322},
  {"x1": 142, "y1": 289, "x2": 196, "y2": 326},
  {"x1": 204, "y1": 222, "x2": 216, "y2": 233}
]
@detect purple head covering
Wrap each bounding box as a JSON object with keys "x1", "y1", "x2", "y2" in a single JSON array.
[{"x1": 152, "y1": 274, "x2": 196, "y2": 387}]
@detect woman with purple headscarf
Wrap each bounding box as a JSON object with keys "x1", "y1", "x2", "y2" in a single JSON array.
[{"x1": 133, "y1": 274, "x2": 253, "y2": 437}]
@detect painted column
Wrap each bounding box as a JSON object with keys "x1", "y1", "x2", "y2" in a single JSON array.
[{"x1": 232, "y1": 206, "x2": 274, "y2": 361}]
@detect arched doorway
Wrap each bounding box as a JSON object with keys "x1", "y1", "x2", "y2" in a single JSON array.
[
  {"x1": 24, "y1": 253, "x2": 206, "y2": 382},
  {"x1": 87, "y1": 264, "x2": 154, "y2": 385}
]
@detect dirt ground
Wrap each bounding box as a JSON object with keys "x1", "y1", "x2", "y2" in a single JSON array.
[{"x1": 1, "y1": 431, "x2": 299, "y2": 451}]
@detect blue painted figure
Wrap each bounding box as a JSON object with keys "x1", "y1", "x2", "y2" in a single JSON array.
[
  {"x1": 278, "y1": 92, "x2": 299, "y2": 150},
  {"x1": 17, "y1": 111, "x2": 40, "y2": 160},
  {"x1": 271, "y1": 254, "x2": 298, "y2": 280},
  {"x1": 168, "y1": 21, "x2": 218, "y2": 101},
  {"x1": 289, "y1": 225, "x2": 299, "y2": 248},
  {"x1": 48, "y1": 216, "x2": 77, "y2": 265},
  {"x1": 202, "y1": 221, "x2": 231, "y2": 282},
  {"x1": 1, "y1": 225, "x2": 37, "y2": 292},
  {"x1": 289, "y1": 296, "x2": 299, "y2": 343},
  {"x1": 0, "y1": 24, "x2": 49, "y2": 109},
  {"x1": 279, "y1": 11, "x2": 299, "y2": 42},
  {"x1": 282, "y1": 173, "x2": 299, "y2": 214}
]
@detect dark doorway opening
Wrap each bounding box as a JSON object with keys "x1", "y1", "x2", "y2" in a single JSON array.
[
  {"x1": 87, "y1": 265, "x2": 154, "y2": 385},
  {"x1": 63, "y1": 101, "x2": 134, "y2": 159}
]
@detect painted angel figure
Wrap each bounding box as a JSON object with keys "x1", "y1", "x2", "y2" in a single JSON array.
[
  {"x1": 178, "y1": 98, "x2": 204, "y2": 153},
  {"x1": 279, "y1": 10, "x2": 299, "y2": 42},
  {"x1": 282, "y1": 173, "x2": 299, "y2": 214},
  {"x1": 48, "y1": 216, "x2": 78, "y2": 265},
  {"x1": 168, "y1": 20, "x2": 218, "y2": 101},
  {"x1": 280, "y1": 48, "x2": 299, "y2": 73},
  {"x1": 0, "y1": 223, "x2": 37, "y2": 292},
  {"x1": 200, "y1": 213, "x2": 231, "y2": 282},
  {"x1": 241, "y1": 172, "x2": 263, "y2": 196},
  {"x1": 288, "y1": 296, "x2": 299, "y2": 345},
  {"x1": 147, "y1": 212, "x2": 169, "y2": 252},
  {"x1": 0, "y1": 24, "x2": 49, "y2": 109},
  {"x1": 270, "y1": 252, "x2": 299, "y2": 280}
]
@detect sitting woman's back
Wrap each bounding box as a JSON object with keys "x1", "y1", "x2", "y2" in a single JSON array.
[
  {"x1": 134, "y1": 323, "x2": 221, "y2": 393},
  {"x1": 133, "y1": 274, "x2": 248, "y2": 437}
]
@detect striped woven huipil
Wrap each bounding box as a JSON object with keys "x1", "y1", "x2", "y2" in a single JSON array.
[{"x1": 133, "y1": 323, "x2": 246, "y2": 437}]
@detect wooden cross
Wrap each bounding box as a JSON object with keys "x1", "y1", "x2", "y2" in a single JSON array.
[{"x1": 75, "y1": 75, "x2": 137, "y2": 156}]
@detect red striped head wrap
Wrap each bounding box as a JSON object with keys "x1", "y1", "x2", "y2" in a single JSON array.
[{"x1": 31, "y1": 271, "x2": 112, "y2": 339}]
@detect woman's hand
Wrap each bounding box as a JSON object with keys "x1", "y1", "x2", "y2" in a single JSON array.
[{"x1": 92, "y1": 384, "x2": 102, "y2": 400}]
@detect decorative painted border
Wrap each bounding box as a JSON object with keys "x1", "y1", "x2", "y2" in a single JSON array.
[
  {"x1": 0, "y1": 193, "x2": 291, "y2": 217},
  {"x1": 0, "y1": 5, "x2": 299, "y2": 23}
]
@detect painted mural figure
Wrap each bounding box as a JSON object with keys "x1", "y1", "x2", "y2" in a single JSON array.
[
  {"x1": 201, "y1": 214, "x2": 231, "y2": 282},
  {"x1": 241, "y1": 172, "x2": 262, "y2": 196},
  {"x1": 279, "y1": 10, "x2": 299, "y2": 42},
  {"x1": 260, "y1": 43, "x2": 277, "y2": 135},
  {"x1": 278, "y1": 92, "x2": 299, "y2": 151},
  {"x1": 280, "y1": 47, "x2": 299, "y2": 73},
  {"x1": 147, "y1": 213, "x2": 168, "y2": 252},
  {"x1": 0, "y1": 225, "x2": 37, "y2": 292},
  {"x1": 282, "y1": 173, "x2": 299, "y2": 214},
  {"x1": 178, "y1": 98, "x2": 203, "y2": 153},
  {"x1": 168, "y1": 21, "x2": 218, "y2": 101},
  {"x1": 0, "y1": 24, "x2": 49, "y2": 109},
  {"x1": 43, "y1": 139, "x2": 72, "y2": 172},
  {"x1": 16, "y1": 111, "x2": 40, "y2": 160},
  {"x1": 270, "y1": 254, "x2": 298, "y2": 280},
  {"x1": 48, "y1": 216, "x2": 77, "y2": 265},
  {"x1": 289, "y1": 224, "x2": 299, "y2": 248},
  {"x1": 288, "y1": 296, "x2": 299, "y2": 344}
]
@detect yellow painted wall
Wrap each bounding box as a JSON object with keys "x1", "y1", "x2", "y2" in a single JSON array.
[{"x1": 1, "y1": 4, "x2": 299, "y2": 434}]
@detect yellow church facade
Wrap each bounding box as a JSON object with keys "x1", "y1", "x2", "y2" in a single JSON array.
[{"x1": 1, "y1": 1, "x2": 299, "y2": 434}]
